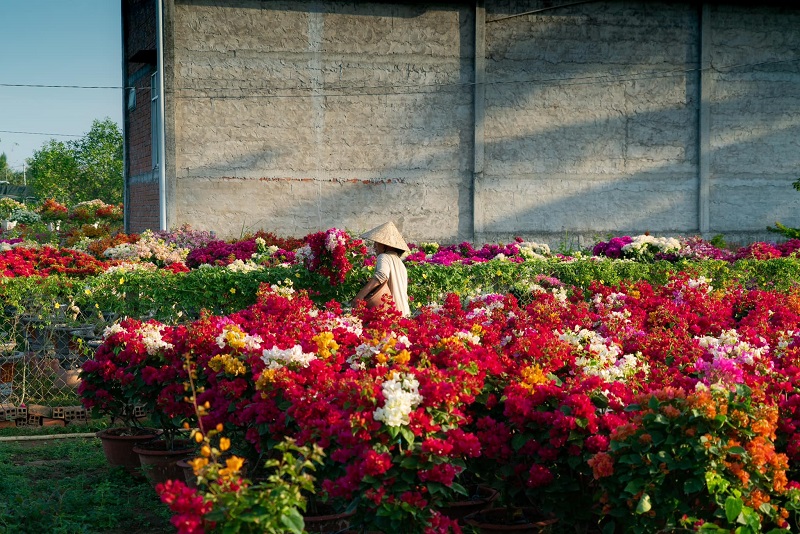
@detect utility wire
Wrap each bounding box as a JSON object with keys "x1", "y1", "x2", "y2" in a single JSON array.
[
  {"x1": 487, "y1": 0, "x2": 602, "y2": 23},
  {"x1": 1, "y1": 57, "x2": 797, "y2": 98},
  {"x1": 168, "y1": 57, "x2": 800, "y2": 99},
  {"x1": 0, "y1": 83, "x2": 127, "y2": 90},
  {"x1": 0, "y1": 129, "x2": 83, "y2": 138}
]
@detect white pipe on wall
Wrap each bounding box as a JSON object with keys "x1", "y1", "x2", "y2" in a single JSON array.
[{"x1": 156, "y1": 0, "x2": 167, "y2": 231}]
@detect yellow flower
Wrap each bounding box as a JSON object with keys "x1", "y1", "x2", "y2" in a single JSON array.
[
  {"x1": 201, "y1": 445, "x2": 211, "y2": 457},
  {"x1": 313, "y1": 332, "x2": 339, "y2": 358},
  {"x1": 53, "y1": 302, "x2": 61, "y2": 309},
  {"x1": 194, "y1": 431, "x2": 204, "y2": 443},
  {"x1": 188, "y1": 457, "x2": 209, "y2": 473},
  {"x1": 219, "y1": 437, "x2": 231, "y2": 451},
  {"x1": 209, "y1": 353, "x2": 247, "y2": 376},
  {"x1": 520, "y1": 365, "x2": 549, "y2": 392},
  {"x1": 394, "y1": 349, "x2": 411, "y2": 365},
  {"x1": 375, "y1": 352, "x2": 388, "y2": 364},
  {"x1": 255, "y1": 369, "x2": 278, "y2": 390},
  {"x1": 229, "y1": 287, "x2": 236, "y2": 294},
  {"x1": 218, "y1": 455, "x2": 245, "y2": 480},
  {"x1": 222, "y1": 325, "x2": 247, "y2": 349},
  {"x1": 119, "y1": 277, "x2": 125, "y2": 284}
]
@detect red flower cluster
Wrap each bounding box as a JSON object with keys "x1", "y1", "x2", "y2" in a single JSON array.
[
  {"x1": 37, "y1": 198, "x2": 69, "y2": 221},
  {"x1": 0, "y1": 244, "x2": 109, "y2": 277},
  {"x1": 81, "y1": 274, "x2": 800, "y2": 532},
  {"x1": 300, "y1": 228, "x2": 367, "y2": 285}
]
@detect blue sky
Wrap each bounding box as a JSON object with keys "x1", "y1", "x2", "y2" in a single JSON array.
[{"x1": 0, "y1": 0, "x2": 122, "y2": 172}]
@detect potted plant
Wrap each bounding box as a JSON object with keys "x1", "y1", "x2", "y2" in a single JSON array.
[
  {"x1": 107, "y1": 318, "x2": 197, "y2": 485},
  {"x1": 79, "y1": 329, "x2": 160, "y2": 474},
  {"x1": 37, "y1": 198, "x2": 68, "y2": 231},
  {"x1": 80, "y1": 317, "x2": 194, "y2": 477},
  {"x1": 0, "y1": 198, "x2": 25, "y2": 231}
]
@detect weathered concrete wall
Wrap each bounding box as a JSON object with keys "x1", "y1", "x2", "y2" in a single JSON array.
[
  {"x1": 480, "y1": 0, "x2": 701, "y2": 246},
  {"x1": 707, "y1": 4, "x2": 800, "y2": 245},
  {"x1": 154, "y1": 0, "x2": 800, "y2": 246},
  {"x1": 168, "y1": 0, "x2": 475, "y2": 242}
]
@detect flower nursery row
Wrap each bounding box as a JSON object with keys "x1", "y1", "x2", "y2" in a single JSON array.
[
  {"x1": 79, "y1": 272, "x2": 800, "y2": 533},
  {"x1": 3, "y1": 224, "x2": 800, "y2": 327}
]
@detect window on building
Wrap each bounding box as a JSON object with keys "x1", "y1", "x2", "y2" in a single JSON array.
[{"x1": 150, "y1": 71, "x2": 160, "y2": 170}]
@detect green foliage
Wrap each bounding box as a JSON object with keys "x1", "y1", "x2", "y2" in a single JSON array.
[
  {"x1": 27, "y1": 118, "x2": 122, "y2": 205},
  {"x1": 767, "y1": 222, "x2": 800, "y2": 240},
  {"x1": 199, "y1": 439, "x2": 324, "y2": 534},
  {"x1": 2, "y1": 258, "x2": 800, "y2": 329},
  {"x1": 710, "y1": 234, "x2": 729, "y2": 249},
  {"x1": 595, "y1": 385, "x2": 789, "y2": 534},
  {"x1": 0, "y1": 152, "x2": 25, "y2": 186}
]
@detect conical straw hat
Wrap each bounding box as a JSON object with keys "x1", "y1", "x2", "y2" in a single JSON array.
[{"x1": 361, "y1": 221, "x2": 409, "y2": 252}]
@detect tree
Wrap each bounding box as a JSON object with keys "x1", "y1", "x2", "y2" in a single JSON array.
[
  {"x1": 0, "y1": 153, "x2": 9, "y2": 182},
  {"x1": 27, "y1": 118, "x2": 122, "y2": 205}
]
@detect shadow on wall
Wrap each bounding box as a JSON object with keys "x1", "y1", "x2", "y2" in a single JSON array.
[{"x1": 167, "y1": 0, "x2": 800, "y2": 245}]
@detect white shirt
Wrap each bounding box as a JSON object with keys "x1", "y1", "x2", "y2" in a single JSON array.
[{"x1": 373, "y1": 252, "x2": 410, "y2": 317}]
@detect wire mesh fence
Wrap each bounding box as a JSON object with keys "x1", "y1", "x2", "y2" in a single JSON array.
[{"x1": 0, "y1": 309, "x2": 105, "y2": 427}]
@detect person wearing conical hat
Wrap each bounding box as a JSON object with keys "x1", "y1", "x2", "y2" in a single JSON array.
[{"x1": 353, "y1": 221, "x2": 410, "y2": 317}]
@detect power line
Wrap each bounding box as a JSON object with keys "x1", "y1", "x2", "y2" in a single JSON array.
[
  {"x1": 168, "y1": 57, "x2": 800, "y2": 99},
  {"x1": 0, "y1": 129, "x2": 83, "y2": 138},
  {"x1": 1, "y1": 57, "x2": 797, "y2": 98},
  {"x1": 0, "y1": 83, "x2": 126, "y2": 90}
]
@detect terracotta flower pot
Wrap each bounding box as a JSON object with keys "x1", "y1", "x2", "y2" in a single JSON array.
[
  {"x1": 439, "y1": 485, "x2": 500, "y2": 521},
  {"x1": 133, "y1": 438, "x2": 196, "y2": 487},
  {"x1": 464, "y1": 507, "x2": 558, "y2": 533},
  {"x1": 303, "y1": 507, "x2": 355, "y2": 533},
  {"x1": 176, "y1": 458, "x2": 198, "y2": 488},
  {"x1": 96, "y1": 427, "x2": 160, "y2": 475}
]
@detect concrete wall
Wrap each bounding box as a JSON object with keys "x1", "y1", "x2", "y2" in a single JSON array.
[
  {"x1": 147, "y1": 0, "x2": 800, "y2": 246},
  {"x1": 167, "y1": 0, "x2": 475, "y2": 242},
  {"x1": 480, "y1": 1, "x2": 701, "y2": 246}
]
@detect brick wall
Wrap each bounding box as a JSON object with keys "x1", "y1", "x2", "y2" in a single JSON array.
[
  {"x1": 128, "y1": 179, "x2": 160, "y2": 233},
  {"x1": 124, "y1": 0, "x2": 158, "y2": 231}
]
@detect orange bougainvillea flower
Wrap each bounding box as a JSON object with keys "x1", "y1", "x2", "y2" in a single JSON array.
[{"x1": 588, "y1": 452, "x2": 614, "y2": 479}]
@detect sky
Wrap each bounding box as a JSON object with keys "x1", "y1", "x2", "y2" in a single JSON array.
[{"x1": 0, "y1": 0, "x2": 122, "y2": 173}]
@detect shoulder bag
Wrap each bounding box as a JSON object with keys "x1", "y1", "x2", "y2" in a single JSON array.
[{"x1": 364, "y1": 280, "x2": 392, "y2": 309}]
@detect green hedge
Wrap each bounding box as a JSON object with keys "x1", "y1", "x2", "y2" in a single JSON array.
[{"x1": 1, "y1": 258, "x2": 799, "y2": 326}]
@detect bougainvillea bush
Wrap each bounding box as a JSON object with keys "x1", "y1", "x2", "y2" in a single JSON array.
[{"x1": 79, "y1": 271, "x2": 800, "y2": 533}]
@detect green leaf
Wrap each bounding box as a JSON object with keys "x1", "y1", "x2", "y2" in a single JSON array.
[
  {"x1": 759, "y1": 503, "x2": 775, "y2": 515},
  {"x1": 280, "y1": 509, "x2": 305, "y2": 534},
  {"x1": 511, "y1": 433, "x2": 529, "y2": 451},
  {"x1": 399, "y1": 456, "x2": 418, "y2": 469},
  {"x1": 399, "y1": 426, "x2": 415, "y2": 445},
  {"x1": 618, "y1": 454, "x2": 642, "y2": 465},
  {"x1": 684, "y1": 478, "x2": 704, "y2": 494},
  {"x1": 624, "y1": 480, "x2": 643, "y2": 495},
  {"x1": 450, "y1": 481, "x2": 468, "y2": 496},
  {"x1": 635, "y1": 493, "x2": 651, "y2": 514},
  {"x1": 725, "y1": 496, "x2": 743, "y2": 523}
]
